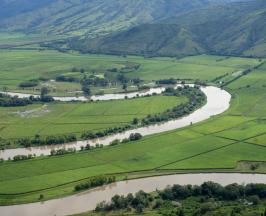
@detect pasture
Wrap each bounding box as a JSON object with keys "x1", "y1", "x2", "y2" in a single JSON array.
[
  {"x1": 0, "y1": 49, "x2": 261, "y2": 96},
  {"x1": 0, "y1": 95, "x2": 185, "y2": 141}
]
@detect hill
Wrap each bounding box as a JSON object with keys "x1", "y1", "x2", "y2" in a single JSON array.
[
  {"x1": 0, "y1": 0, "x2": 237, "y2": 36},
  {"x1": 70, "y1": 0, "x2": 266, "y2": 57}
]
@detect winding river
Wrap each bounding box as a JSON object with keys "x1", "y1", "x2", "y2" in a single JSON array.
[
  {"x1": 1, "y1": 87, "x2": 265, "y2": 216},
  {"x1": 0, "y1": 86, "x2": 166, "y2": 102},
  {"x1": 0, "y1": 85, "x2": 231, "y2": 160},
  {"x1": 1, "y1": 173, "x2": 266, "y2": 216}
]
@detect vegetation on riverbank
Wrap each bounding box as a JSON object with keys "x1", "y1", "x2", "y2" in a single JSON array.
[
  {"x1": 76, "y1": 182, "x2": 266, "y2": 216},
  {"x1": 74, "y1": 176, "x2": 116, "y2": 192},
  {"x1": 142, "y1": 86, "x2": 206, "y2": 125},
  {"x1": 0, "y1": 93, "x2": 33, "y2": 107},
  {"x1": 0, "y1": 88, "x2": 54, "y2": 107}
]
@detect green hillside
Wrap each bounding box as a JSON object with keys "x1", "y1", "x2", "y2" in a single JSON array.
[
  {"x1": 0, "y1": 0, "x2": 231, "y2": 37},
  {"x1": 71, "y1": 0, "x2": 266, "y2": 57}
]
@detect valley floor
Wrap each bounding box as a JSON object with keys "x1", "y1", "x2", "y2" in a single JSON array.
[{"x1": 0, "y1": 49, "x2": 265, "y2": 206}]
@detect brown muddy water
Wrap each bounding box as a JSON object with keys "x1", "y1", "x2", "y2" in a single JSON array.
[{"x1": 0, "y1": 173, "x2": 265, "y2": 216}]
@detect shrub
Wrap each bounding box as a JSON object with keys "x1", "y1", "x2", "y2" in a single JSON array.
[
  {"x1": 19, "y1": 80, "x2": 39, "y2": 88},
  {"x1": 129, "y1": 133, "x2": 143, "y2": 141},
  {"x1": 74, "y1": 176, "x2": 116, "y2": 192}
]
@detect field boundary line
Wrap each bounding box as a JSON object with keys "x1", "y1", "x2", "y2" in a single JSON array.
[{"x1": 154, "y1": 140, "x2": 239, "y2": 170}]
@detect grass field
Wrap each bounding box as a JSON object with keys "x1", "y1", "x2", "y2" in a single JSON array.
[
  {"x1": 0, "y1": 95, "x2": 185, "y2": 141},
  {"x1": 0, "y1": 49, "x2": 261, "y2": 95},
  {"x1": 0, "y1": 53, "x2": 265, "y2": 205},
  {"x1": 0, "y1": 33, "x2": 65, "y2": 46}
]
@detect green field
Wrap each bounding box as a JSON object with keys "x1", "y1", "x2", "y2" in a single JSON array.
[
  {"x1": 0, "y1": 49, "x2": 261, "y2": 96},
  {"x1": 0, "y1": 51, "x2": 265, "y2": 205},
  {"x1": 0, "y1": 95, "x2": 185, "y2": 141}
]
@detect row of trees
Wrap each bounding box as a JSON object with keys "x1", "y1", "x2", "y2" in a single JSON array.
[
  {"x1": 16, "y1": 134, "x2": 77, "y2": 147},
  {"x1": 50, "y1": 148, "x2": 76, "y2": 156},
  {"x1": 19, "y1": 80, "x2": 39, "y2": 88},
  {"x1": 109, "y1": 133, "x2": 143, "y2": 146},
  {"x1": 9, "y1": 132, "x2": 143, "y2": 161},
  {"x1": 81, "y1": 125, "x2": 132, "y2": 140},
  {"x1": 141, "y1": 86, "x2": 206, "y2": 125},
  {"x1": 156, "y1": 78, "x2": 177, "y2": 85},
  {"x1": 0, "y1": 86, "x2": 54, "y2": 107},
  {"x1": 56, "y1": 75, "x2": 79, "y2": 83},
  {"x1": 159, "y1": 181, "x2": 266, "y2": 201},
  {"x1": 12, "y1": 154, "x2": 35, "y2": 161},
  {"x1": 74, "y1": 176, "x2": 116, "y2": 192},
  {"x1": 0, "y1": 94, "x2": 33, "y2": 107}
]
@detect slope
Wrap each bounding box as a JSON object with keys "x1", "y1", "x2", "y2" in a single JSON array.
[
  {"x1": 71, "y1": 0, "x2": 266, "y2": 57},
  {"x1": 0, "y1": 0, "x2": 238, "y2": 36}
]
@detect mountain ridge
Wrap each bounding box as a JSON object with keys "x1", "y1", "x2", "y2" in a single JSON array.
[
  {"x1": 0, "y1": 0, "x2": 240, "y2": 36},
  {"x1": 69, "y1": 0, "x2": 266, "y2": 57}
]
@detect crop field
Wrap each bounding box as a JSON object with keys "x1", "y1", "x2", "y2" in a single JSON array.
[
  {"x1": 0, "y1": 52, "x2": 265, "y2": 205},
  {"x1": 0, "y1": 95, "x2": 184, "y2": 141},
  {"x1": 0, "y1": 49, "x2": 261, "y2": 95}
]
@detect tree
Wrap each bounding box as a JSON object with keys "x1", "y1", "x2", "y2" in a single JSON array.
[
  {"x1": 178, "y1": 209, "x2": 185, "y2": 216},
  {"x1": 122, "y1": 83, "x2": 128, "y2": 92},
  {"x1": 40, "y1": 87, "x2": 54, "y2": 102},
  {"x1": 81, "y1": 84, "x2": 91, "y2": 96},
  {"x1": 248, "y1": 195, "x2": 260, "y2": 205},
  {"x1": 40, "y1": 87, "x2": 49, "y2": 98},
  {"x1": 132, "y1": 78, "x2": 141, "y2": 86},
  {"x1": 39, "y1": 194, "x2": 44, "y2": 200},
  {"x1": 2, "y1": 86, "x2": 7, "y2": 92},
  {"x1": 132, "y1": 118, "x2": 139, "y2": 125},
  {"x1": 71, "y1": 67, "x2": 79, "y2": 72}
]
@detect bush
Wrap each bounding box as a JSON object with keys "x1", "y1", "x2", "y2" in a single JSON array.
[
  {"x1": 50, "y1": 148, "x2": 76, "y2": 156},
  {"x1": 156, "y1": 78, "x2": 177, "y2": 85},
  {"x1": 56, "y1": 75, "x2": 78, "y2": 82},
  {"x1": 248, "y1": 195, "x2": 260, "y2": 205},
  {"x1": 19, "y1": 80, "x2": 39, "y2": 88},
  {"x1": 110, "y1": 139, "x2": 120, "y2": 146},
  {"x1": 74, "y1": 176, "x2": 116, "y2": 192},
  {"x1": 0, "y1": 94, "x2": 33, "y2": 107},
  {"x1": 17, "y1": 134, "x2": 77, "y2": 147},
  {"x1": 129, "y1": 133, "x2": 143, "y2": 141},
  {"x1": 13, "y1": 154, "x2": 34, "y2": 161}
]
